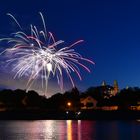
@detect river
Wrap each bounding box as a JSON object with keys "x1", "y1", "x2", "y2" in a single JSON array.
[{"x1": 0, "y1": 120, "x2": 140, "y2": 140}]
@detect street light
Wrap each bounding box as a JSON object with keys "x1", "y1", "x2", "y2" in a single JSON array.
[{"x1": 67, "y1": 102, "x2": 72, "y2": 107}]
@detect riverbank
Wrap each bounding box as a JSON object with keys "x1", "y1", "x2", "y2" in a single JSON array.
[{"x1": 0, "y1": 110, "x2": 140, "y2": 120}]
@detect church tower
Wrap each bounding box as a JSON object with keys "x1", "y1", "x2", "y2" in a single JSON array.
[
  {"x1": 102, "y1": 80, "x2": 106, "y2": 86},
  {"x1": 113, "y1": 80, "x2": 119, "y2": 95}
]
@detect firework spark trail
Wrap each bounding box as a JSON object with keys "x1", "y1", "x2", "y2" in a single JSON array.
[{"x1": 0, "y1": 13, "x2": 95, "y2": 95}]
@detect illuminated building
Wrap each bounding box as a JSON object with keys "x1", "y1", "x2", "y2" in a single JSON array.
[
  {"x1": 129, "y1": 102, "x2": 140, "y2": 111},
  {"x1": 100, "y1": 106, "x2": 118, "y2": 111},
  {"x1": 101, "y1": 80, "x2": 119, "y2": 98},
  {"x1": 80, "y1": 96, "x2": 97, "y2": 110},
  {"x1": 112, "y1": 80, "x2": 119, "y2": 96}
]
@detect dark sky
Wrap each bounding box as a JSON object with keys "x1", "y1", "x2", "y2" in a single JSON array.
[{"x1": 0, "y1": 0, "x2": 140, "y2": 96}]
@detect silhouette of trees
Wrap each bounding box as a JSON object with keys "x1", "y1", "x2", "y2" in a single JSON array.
[
  {"x1": 84, "y1": 87, "x2": 103, "y2": 100},
  {"x1": 0, "y1": 85, "x2": 140, "y2": 111},
  {"x1": 47, "y1": 93, "x2": 64, "y2": 110}
]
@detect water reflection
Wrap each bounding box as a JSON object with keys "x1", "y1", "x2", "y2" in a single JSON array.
[
  {"x1": 43, "y1": 120, "x2": 56, "y2": 139},
  {"x1": 0, "y1": 120, "x2": 140, "y2": 140},
  {"x1": 66, "y1": 120, "x2": 96, "y2": 140},
  {"x1": 67, "y1": 120, "x2": 72, "y2": 140},
  {"x1": 78, "y1": 120, "x2": 81, "y2": 140}
]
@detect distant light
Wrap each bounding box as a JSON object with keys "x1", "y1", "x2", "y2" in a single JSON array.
[
  {"x1": 66, "y1": 111, "x2": 69, "y2": 114},
  {"x1": 67, "y1": 102, "x2": 72, "y2": 107},
  {"x1": 77, "y1": 111, "x2": 81, "y2": 115}
]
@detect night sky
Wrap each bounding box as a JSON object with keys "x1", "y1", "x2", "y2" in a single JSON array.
[{"x1": 0, "y1": 0, "x2": 140, "y2": 96}]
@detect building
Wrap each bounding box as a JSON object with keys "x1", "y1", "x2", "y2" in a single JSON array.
[
  {"x1": 112, "y1": 80, "x2": 119, "y2": 96},
  {"x1": 128, "y1": 102, "x2": 140, "y2": 111},
  {"x1": 99, "y1": 106, "x2": 118, "y2": 111},
  {"x1": 101, "y1": 80, "x2": 119, "y2": 98},
  {"x1": 80, "y1": 96, "x2": 97, "y2": 110},
  {"x1": 0, "y1": 102, "x2": 6, "y2": 111}
]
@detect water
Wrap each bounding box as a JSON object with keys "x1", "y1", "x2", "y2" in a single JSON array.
[{"x1": 0, "y1": 120, "x2": 140, "y2": 140}]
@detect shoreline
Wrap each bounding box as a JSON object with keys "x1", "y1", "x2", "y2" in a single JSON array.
[{"x1": 0, "y1": 110, "x2": 140, "y2": 120}]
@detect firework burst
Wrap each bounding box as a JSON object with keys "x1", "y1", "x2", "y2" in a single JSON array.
[{"x1": 0, "y1": 12, "x2": 95, "y2": 95}]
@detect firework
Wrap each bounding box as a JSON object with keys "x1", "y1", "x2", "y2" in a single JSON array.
[{"x1": 0, "y1": 13, "x2": 95, "y2": 95}]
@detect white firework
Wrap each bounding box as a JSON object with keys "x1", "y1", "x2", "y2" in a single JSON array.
[{"x1": 0, "y1": 13, "x2": 95, "y2": 95}]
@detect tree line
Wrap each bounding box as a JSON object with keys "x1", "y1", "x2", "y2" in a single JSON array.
[{"x1": 0, "y1": 86, "x2": 140, "y2": 111}]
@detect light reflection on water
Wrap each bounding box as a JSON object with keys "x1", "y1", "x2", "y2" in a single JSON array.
[
  {"x1": 67, "y1": 120, "x2": 72, "y2": 140},
  {"x1": 0, "y1": 120, "x2": 140, "y2": 140}
]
